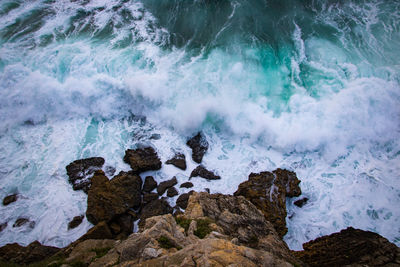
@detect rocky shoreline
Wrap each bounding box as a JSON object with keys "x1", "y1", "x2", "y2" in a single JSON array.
[{"x1": 1, "y1": 133, "x2": 400, "y2": 266}]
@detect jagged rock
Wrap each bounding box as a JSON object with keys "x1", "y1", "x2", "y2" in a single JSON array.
[
  {"x1": 234, "y1": 168, "x2": 301, "y2": 237},
  {"x1": 65, "y1": 239, "x2": 116, "y2": 266},
  {"x1": 86, "y1": 170, "x2": 142, "y2": 225},
  {"x1": 186, "y1": 132, "x2": 209, "y2": 163},
  {"x1": 143, "y1": 193, "x2": 159, "y2": 204},
  {"x1": 139, "y1": 199, "x2": 173, "y2": 228},
  {"x1": 180, "y1": 182, "x2": 193, "y2": 188},
  {"x1": 68, "y1": 215, "x2": 84, "y2": 230},
  {"x1": 183, "y1": 192, "x2": 300, "y2": 264},
  {"x1": 176, "y1": 191, "x2": 195, "y2": 210},
  {"x1": 190, "y1": 165, "x2": 221, "y2": 180},
  {"x1": 166, "y1": 153, "x2": 187, "y2": 170},
  {"x1": 124, "y1": 147, "x2": 162, "y2": 173},
  {"x1": 78, "y1": 221, "x2": 113, "y2": 241},
  {"x1": 104, "y1": 165, "x2": 116, "y2": 177},
  {"x1": 3, "y1": 194, "x2": 18, "y2": 206},
  {"x1": 143, "y1": 176, "x2": 157, "y2": 193},
  {"x1": 13, "y1": 218, "x2": 31, "y2": 228},
  {"x1": 294, "y1": 197, "x2": 309, "y2": 208},
  {"x1": 0, "y1": 241, "x2": 60, "y2": 265},
  {"x1": 110, "y1": 213, "x2": 135, "y2": 236},
  {"x1": 294, "y1": 227, "x2": 400, "y2": 267},
  {"x1": 157, "y1": 177, "x2": 178, "y2": 195},
  {"x1": 0, "y1": 222, "x2": 7, "y2": 232},
  {"x1": 167, "y1": 187, "x2": 178, "y2": 197},
  {"x1": 66, "y1": 157, "x2": 105, "y2": 193}
]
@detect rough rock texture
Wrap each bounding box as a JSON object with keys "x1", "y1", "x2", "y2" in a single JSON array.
[
  {"x1": 3, "y1": 194, "x2": 18, "y2": 206},
  {"x1": 176, "y1": 191, "x2": 195, "y2": 210},
  {"x1": 0, "y1": 241, "x2": 60, "y2": 265},
  {"x1": 234, "y1": 168, "x2": 301, "y2": 237},
  {"x1": 66, "y1": 157, "x2": 105, "y2": 193},
  {"x1": 294, "y1": 227, "x2": 400, "y2": 267},
  {"x1": 124, "y1": 147, "x2": 162, "y2": 173},
  {"x1": 166, "y1": 153, "x2": 187, "y2": 170},
  {"x1": 190, "y1": 165, "x2": 221, "y2": 180},
  {"x1": 139, "y1": 199, "x2": 173, "y2": 228},
  {"x1": 78, "y1": 221, "x2": 113, "y2": 241},
  {"x1": 157, "y1": 177, "x2": 178, "y2": 195},
  {"x1": 86, "y1": 170, "x2": 142, "y2": 225},
  {"x1": 64, "y1": 239, "x2": 117, "y2": 266},
  {"x1": 142, "y1": 176, "x2": 157, "y2": 193},
  {"x1": 180, "y1": 182, "x2": 193, "y2": 188},
  {"x1": 143, "y1": 193, "x2": 159, "y2": 204},
  {"x1": 294, "y1": 197, "x2": 309, "y2": 208},
  {"x1": 186, "y1": 132, "x2": 209, "y2": 163},
  {"x1": 13, "y1": 218, "x2": 32, "y2": 228},
  {"x1": 68, "y1": 215, "x2": 84, "y2": 230},
  {"x1": 167, "y1": 187, "x2": 178, "y2": 197}
]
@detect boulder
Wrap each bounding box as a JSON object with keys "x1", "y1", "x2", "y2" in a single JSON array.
[
  {"x1": 165, "y1": 153, "x2": 187, "y2": 170},
  {"x1": 143, "y1": 176, "x2": 157, "y2": 193},
  {"x1": 139, "y1": 199, "x2": 173, "y2": 228},
  {"x1": 180, "y1": 182, "x2": 193, "y2": 188},
  {"x1": 124, "y1": 147, "x2": 162, "y2": 173},
  {"x1": 3, "y1": 194, "x2": 18, "y2": 206},
  {"x1": 66, "y1": 157, "x2": 105, "y2": 193},
  {"x1": 294, "y1": 197, "x2": 309, "y2": 208},
  {"x1": 86, "y1": 170, "x2": 142, "y2": 225},
  {"x1": 0, "y1": 241, "x2": 60, "y2": 265},
  {"x1": 190, "y1": 165, "x2": 220, "y2": 180},
  {"x1": 68, "y1": 215, "x2": 84, "y2": 230},
  {"x1": 175, "y1": 191, "x2": 194, "y2": 210},
  {"x1": 294, "y1": 227, "x2": 400, "y2": 267},
  {"x1": 167, "y1": 187, "x2": 178, "y2": 197},
  {"x1": 186, "y1": 132, "x2": 209, "y2": 163},
  {"x1": 157, "y1": 177, "x2": 178, "y2": 195},
  {"x1": 143, "y1": 193, "x2": 159, "y2": 204},
  {"x1": 78, "y1": 221, "x2": 113, "y2": 241},
  {"x1": 234, "y1": 169, "x2": 301, "y2": 237}
]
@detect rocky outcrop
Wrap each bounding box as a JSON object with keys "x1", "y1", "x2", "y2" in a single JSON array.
[
  {"x1": 187, "y1": 132, "x2": 209, "y2": 163},
  {"x1": 176, "y1": 191, "x2": 194, "y2": 209},
  {"x1": 123, "y1": 147, "x2": 162, "y2": 173},
  {"x1": 166, "y1": 153, "x2": 187, "y2": 170},
  {"x1": 138, "y1": 199, "x2": 173, "y2": 228},
  {"x1": 0, "y1": 241, "x2": 60, "y2": 265},
  {"x1": 68, "y1": 215, "x2": 84, "y2": 230},
  {"x1": 143, "y1": 193, "x2": 159, "y2": 204},
  {"x1": 86, "y1": 170, "x2": 142, "y2": 225},
  {"x1": 234, "y1": 168, "x2": 301, "y2": 237},
  {"x1": 294, "y1": 227, "x2": 400, "y2": 267},
  {"x1": 3, "y1": 194, "x2": 18, "y2": 206},
  {"x1": 142, "y1": 176, "x2": 157, "y2": 193},
  {"x1": 66, "y1": 157, "x2": 105, "y2": 193},
  {"x1": 190, "y1": 165, "x2": 221, "y2": 180},
  {"x1": 157, "y1": 177, "x2": 178, "y2": 195}
]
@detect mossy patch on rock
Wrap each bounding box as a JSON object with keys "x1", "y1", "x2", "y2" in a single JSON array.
[
  {"x1": 175, "y1": 217, "x2": 192, "y2": 232},
  {"x1": 194, "y1": 218, "x2": 213, "y2": 239}
]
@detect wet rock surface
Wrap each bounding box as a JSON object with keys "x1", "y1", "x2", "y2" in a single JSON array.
[
  {"x1": 143, "y1": 192, "x2": 159, "y2": 204},
  {"x1": 190, "y1": 165, "x2": 221, "y2": 180},
  {"x1": 180, "y1": 182, "x2": 193, "y2": 188},
  {"x1": 175, "y1": 191, "x2": 195, "y2": 210},
  {"x1": 13, "y1": 218, "x2": 31, "y2": 228},
  {"x1": 186, "y1": 132, "x2": 209, "y2": 163},
  {"x1": 294, "y1": 227, "x2": 400, "y2": 267},
  {"x1": 3, "y1": 194, "x2": 18, "y2": 206},
  {"x1": 0, "y1": 241, "x2": 60, "y2": 265},
  {"x1": 124, "y1": 147, "x2": 162, "y2": 173},
  {"x1": 166, "y1": 187, "x2": 178, "y2": 197},
  {"x1": 234, "y1": 168, "x2": 301, "y2": 237},
  {"x1": 68, "y1": 215, "x2": 84, "y2": 230},
  {"x1": 165, "y1": 153, "x2": 187, "y2": 170},
  {"x1": 142, "y1": 176, "x2": 157, "y2": 193},
  {"x1": 294, "y1": 197, "x2": 309, "y2": 208},
  {"x1": 66, "y1": 157, "x2": 105, "y2": 193},
  {"x1": 157, "y1": 177, "x2": 178, "y2": 195}
]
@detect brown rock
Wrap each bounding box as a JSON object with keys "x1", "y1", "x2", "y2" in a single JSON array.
[
  {"x1": 143, "y1": 176, "x2": 157, "y2": 193},
  {"x1": 176, "y1": 191, "x2": 195, "y2": 210},
  {"x1": 0, "y1": 241, "x2": 60, "y2": 265},
  {"x1": 167, "y1": 187, "x2": 178, "y2": 197},
  {"x1": 68, "y1": 215, "x2": 84, "y2": 230},
  {"x1": 234, "y1": 168, "x2": 301, "y2": 237},
  {"x1": 157, "y1": 177, "x2": 178, "y2": 195},
  {"x1": 86, "y1": 170, "x2": 142, "y2": 225},
  {"x1": 294, "y1": 197, "x2": 309, "y2": 208},
  {"x1": 187, "y1": 132, "x2": 209, "y2": 163},
  {"x1": 166, "y1": 153, "x2": 187, "y2": 170},
  {"x1": 139, "y1": 199, "x2": 173, "y2": 228},
  {"x1": 66, "y1": 157, "x2": 105, "y2": 193},
  {"x1": 124, "y1": 147, "x2": 161, "y2": 173},
  {"x1": 190, "y1": 165, "x2": 221, "y2": 180},
  {"x1": 180, "y1": 182, "x2": 193, "y2": 188},
  {"x1": 3, "y1": 194, "x2": 18, "y2": 206},
  {"x1": 143, "y1": 192, "x2": 159, "y2": 204},
  {"x1": 78, "y1": 221, "x2": 113, "y2": 241},
  {"x1": 294, "y1": 227, "x2": 400, "y2": 267},
  {"x1": 65, "y1": 239, "x2": 116, "y2": 266}
]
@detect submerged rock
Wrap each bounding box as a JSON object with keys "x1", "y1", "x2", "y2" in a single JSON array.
[
  {"x1": 0, "y1": 222, "x2": 7, "y2": 232},
  {"x1": 186, "y1": 132, "x2": 209, "y2": 163},
  {"x1": 124, "y1": 147, "x2": 162, "y2": 173},
  {"x1": 165, "y1": 153, "x2": 187, "y2": 170},
  {"x1": 13, "y1": 218, "x2": 31, "y2": 228},
  {"x1": 190, "y1": 165, "x2": 221, "y2": 180},
  {"x1": 294, "y1": 227, "x2": 400, "y2": 267},
  {"x1": 0, "y1": 241, "x2": 60, "y2": 265},
  {"x1": 3, "y1": 194, "x2": 18, "y2": 206},
  {"x1": 66, "y1": 157, "x2": 105, "y2": 193},
  {"x1": 234, "y1": 168, "x2": 301, "y2": 238},
  {"x1": 68, "y1": 215, "x2": 84, "y2": 230},
  {"x1": 86, "y1": 170, "x2": 142, "y2": 225},
  {"x1": 157, "y1": 177, "x2": 178, "y2": 195},
  {"x1": 143, "y1": 176, "x2": 157, "y2": 193},
  {"x1": 143, "y1": 192, "x2": 159, "y2": 204}
]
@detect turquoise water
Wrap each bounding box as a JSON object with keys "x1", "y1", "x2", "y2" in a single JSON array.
[{"x1": 0, "y1": 0, "x2": 399, "y2": 249}]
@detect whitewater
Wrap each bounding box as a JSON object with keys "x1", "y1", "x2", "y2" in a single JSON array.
[{"x1": 0, "y1": 0, "x2": 399, "y2": 250}]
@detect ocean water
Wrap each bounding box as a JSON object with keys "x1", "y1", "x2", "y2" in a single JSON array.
[{"x1": 0, "y1": 0, "x2": 399, "y2": 250}]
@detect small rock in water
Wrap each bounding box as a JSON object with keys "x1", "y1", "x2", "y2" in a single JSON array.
[
  {"x1": 123, "y1": 147, "x2": 162, "y2": 173},
  {"x1": 143, "y1": 176, "x2": 157, "y2": 193},
  {"x1": 157, "y1": 177, "x2": 178, "y2": 195},
  {"x1": 166, "y1": 152, "x2": 187, "y2": 170},
  {"x1": 187, "y1": 132, "x2": 209, "y2": 163},
  {"x1": 190, "y1": 165, "x2": 221, "y2": 180},
  {"x1": 167, "y1": 187, "x2": 178, "y2": 197},
  {"x1": 66, "y1": 157, "x2": 105, "y2": 193},
  {"x1": 294, "y1": 197, "x2": 309, "y2": 207},
  {"x1": 180, "y1": 182, "x2": 193, "y2": 188},
  {"x1": 68, "y1": 215, "x2": 84, "y2": 230},
  {"x1": 3, "y1": 194, "x2": 18, "y2": 206},
  {"x1": 13, "y1": 218, "x2": 30, "y2": 228}
]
